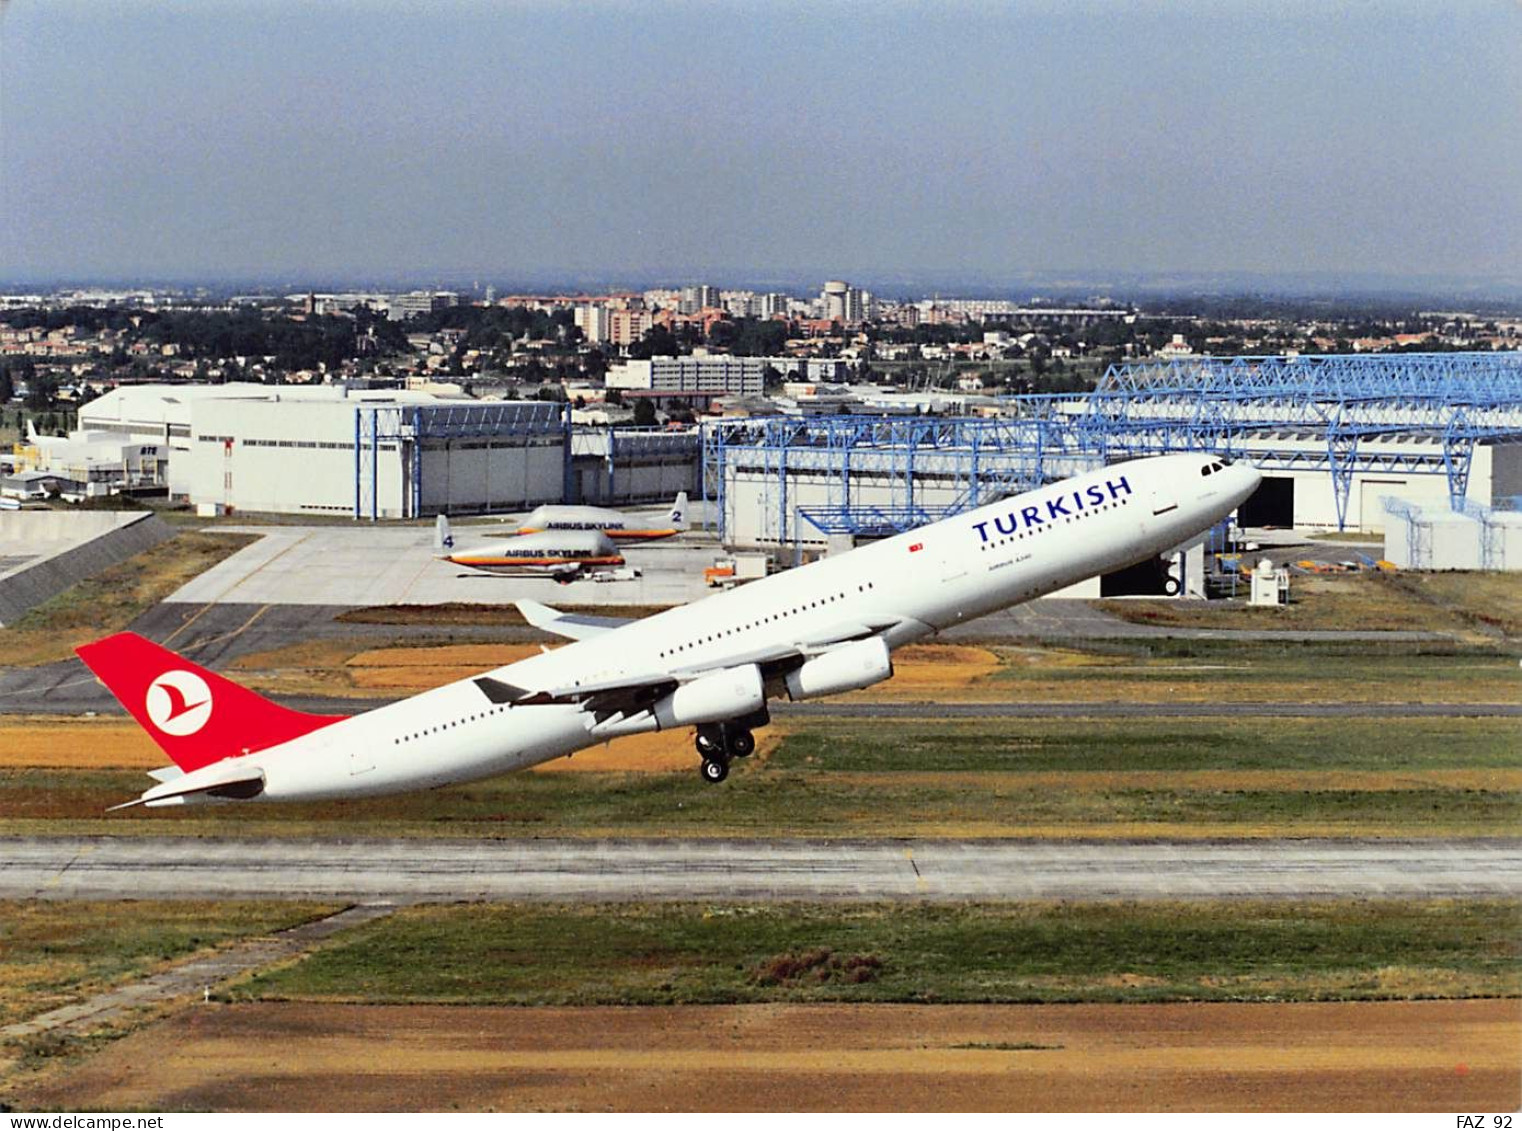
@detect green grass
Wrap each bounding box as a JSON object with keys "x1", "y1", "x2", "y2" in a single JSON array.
[
  {"x1": 8, "y1": 712, "x2": 1518, "y2": 839},
  {"x1": 0, "y1": 900, "x2": 335, "y2": 1029},
  {"x1": 228, "y1": 900, "x2": 1522, "y2": 1006},
  {"x1": 984, "y1": 644, "x2": 1522, "y2": 703},
  {"x1": 772, "y1": 717, "x2": 1522, "y2": 773}
]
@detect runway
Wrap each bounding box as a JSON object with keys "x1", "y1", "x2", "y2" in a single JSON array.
[{"x1": 7, "y1": 837, "x2": 1518, "y2": 903}]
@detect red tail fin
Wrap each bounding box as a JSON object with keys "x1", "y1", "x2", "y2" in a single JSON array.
[{"x1": 75, "y1": 632, "x2": 342, "y2": 772}]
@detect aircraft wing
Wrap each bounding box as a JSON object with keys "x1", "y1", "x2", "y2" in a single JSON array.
[
  {"x1": 474, "y1": 615, "x2": 911, "y2": 719},
  {"x1": 515, "y1": 599, "x2": 636, "y2": 641}
]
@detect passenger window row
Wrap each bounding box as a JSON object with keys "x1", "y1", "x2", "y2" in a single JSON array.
[
  {"x1": 658, "y1": 581, "x2": 878, "y2": 660},
  {"x1": 395, "y1": 704, "x2": 508, "y2": 745}
]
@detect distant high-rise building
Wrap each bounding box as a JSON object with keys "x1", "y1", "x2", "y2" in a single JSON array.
[
  {"x1": 761, "y1": 292, "x2": 790, "y2": 318},
  {"x1": 821, "y1": 280, "x2": 849, "y2": 324},
  {"x1": 575, "y1": 304, "x2": 610, "y2": 344},
  {"x1": 680, "y1": 284, "x2": 721, "y2": 313}
]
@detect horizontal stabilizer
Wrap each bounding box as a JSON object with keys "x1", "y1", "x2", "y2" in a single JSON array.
[
  {"x1": 146, "y1": 765, "x2": 184, "y2": 784},
  {"x1": 515, "y1": 599, "x2": 635, "y2": 641},
  {"x1": 110, "y1": 761, "x2": 265, "y2": 811}
]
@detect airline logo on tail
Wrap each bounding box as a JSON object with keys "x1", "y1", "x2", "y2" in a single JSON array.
[{"x1": 145, "y1": 671, "x2": 213, "y2": 736}]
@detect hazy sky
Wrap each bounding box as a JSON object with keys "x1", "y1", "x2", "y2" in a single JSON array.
[{"x1": 1, "y1": 0, "x2": 1518, "y2": 287}]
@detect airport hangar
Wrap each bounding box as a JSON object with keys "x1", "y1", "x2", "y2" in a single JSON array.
[
  {"x1": 703, "y1": 353, "x2": 1522, "y2": 556},
  {"x1": 75, "y1": 354, "x2": 1522, "y2": 548},
  {"x1": 79, "y1": 382, "x2": 699, "y2": 519}
]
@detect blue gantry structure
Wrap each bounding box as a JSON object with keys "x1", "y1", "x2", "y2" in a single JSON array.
[{"x1": 701, "y1": 352, "x2": 1522, "y2": 541}]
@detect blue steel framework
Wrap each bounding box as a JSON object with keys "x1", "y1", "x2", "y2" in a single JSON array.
[
  {"x1": 353, "y1": 402, "x2": 568, "y2": 520},
  {"x1": 702, "y1": 353, "x2": 1522, "y2": 540},
  {"x1": 701, "y1": 416, "x2": 1072, "y2": 543},
  {"x1": 1072, "y1": 353, "x2": 1522, "y2": 527}
]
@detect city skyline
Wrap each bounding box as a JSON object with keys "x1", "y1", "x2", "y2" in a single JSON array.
[{"x1": 1, "y1": 1, "x2": 1519, "y2": 287}]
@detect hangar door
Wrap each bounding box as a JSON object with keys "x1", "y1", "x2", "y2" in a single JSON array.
[{"x1": 1238, "y1": 476, "x2": 1294, "y2": 528}]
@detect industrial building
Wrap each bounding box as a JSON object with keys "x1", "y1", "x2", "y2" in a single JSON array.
[
  {"x1": 1384, "y1": 497, "x2": 1522, "y2": 570},
  {"x1": 78, "y1": 383, "x2": 700, "y2": 519},
  {"x1": 81, "y1": 384, "x2": 568, "y2": 519},
  {"x1": 9, "y1": 428, "x2": 168, "y2": 497},
  {"x1": 703, "y1": 353, "x2": 1522, "y2": 549}
]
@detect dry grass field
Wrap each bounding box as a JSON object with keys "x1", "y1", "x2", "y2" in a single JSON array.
[
  {"x1": 12, "y1": 999, "x2": 1517, "y2": 1112},
  {"x1": 1099, "y1": 569, "x2": 1522, "y2": 639},
  {"x1": 0, "y1": 716, "x2": 765, "y2": 776},
  {"x1": 0, "y1": 532, "x2": 256, "y2": 668}
]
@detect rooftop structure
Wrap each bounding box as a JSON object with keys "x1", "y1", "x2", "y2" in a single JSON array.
[{"x1": 703, "y1": 353, "x2": 1522, "y2": 546}]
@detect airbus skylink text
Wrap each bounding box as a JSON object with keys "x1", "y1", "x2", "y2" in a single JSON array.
[{"x1": 971, "y1": 474, "x2": 1133, "y2": 541}]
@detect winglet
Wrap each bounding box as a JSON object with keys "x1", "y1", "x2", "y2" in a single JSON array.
[{"x1": 474, "y1": 676, "x2": 527, "y2": 705}]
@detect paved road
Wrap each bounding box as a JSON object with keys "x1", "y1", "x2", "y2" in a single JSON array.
[
  {"x1": 6, "y1": 837, "x2": 1517, "y2": 903},
  {"x1": 167, "y1": 524, "x2": 723, "y2": 608}
]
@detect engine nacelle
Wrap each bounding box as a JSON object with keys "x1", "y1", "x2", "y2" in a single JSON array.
[
  {"x1": 652, "y1": 663, "x2": 765, "y2": 730},
  {"x1": 784, "y1": 637, "x2": 893, "y2": 701}
]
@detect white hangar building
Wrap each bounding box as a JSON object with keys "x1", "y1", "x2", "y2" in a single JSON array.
[{"x1": 80, "y1": 384, "x2": 567, "y2": 519}]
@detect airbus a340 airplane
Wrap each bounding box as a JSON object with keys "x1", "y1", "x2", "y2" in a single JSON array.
[{"x1": 78, "y1": 454, "x2": 1259, "y2": 807}]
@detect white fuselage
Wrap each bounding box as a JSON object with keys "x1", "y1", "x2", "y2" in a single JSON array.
[{"x1": 181, "y1": 455, "x2": 1260, "y2": 802}]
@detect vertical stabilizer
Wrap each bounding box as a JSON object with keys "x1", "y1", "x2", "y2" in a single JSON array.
[
  {"x1": 670, "y1": 492, "x2": 689, "y2": 530},
  {"x1": 75, "y1": 633, "x2": 342, "y2": 772}
]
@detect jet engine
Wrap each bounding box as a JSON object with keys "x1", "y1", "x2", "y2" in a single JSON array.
[
  {"x1": 783, "y1": 637, "x2": 893, "y2": 701},
  {"x1": 652, "y1": 663, "x2": 765, "y2": 730}
]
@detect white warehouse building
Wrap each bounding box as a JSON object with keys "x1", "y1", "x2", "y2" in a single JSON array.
[{"x1": 81, "y1": 384, "x2": 567, "y2": 519}]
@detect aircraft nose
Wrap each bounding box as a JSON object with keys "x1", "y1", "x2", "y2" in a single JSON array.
[{"x1": 1228, "y1": 461, "x2": 1263, "y2": 504}]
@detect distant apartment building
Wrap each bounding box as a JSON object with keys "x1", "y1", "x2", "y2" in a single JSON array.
[
  {"x1": 574, "y1": 303, "x2": 611, "y2": 344},
  {"x1": 386, "y1": 291, "x2": 458, "y2": 321},
  {"x1": 606, "y1": 355, "x2": 849, "y2": 398},
  {"x1": 677, "y1": 284, "x2": 721, "y2": 314},
  {"x1": 608, "y1": 308, "x2": 653, "y2": 347},
  {"x1": 607, "y1": 356, "x2": 767, "y2": 398}
]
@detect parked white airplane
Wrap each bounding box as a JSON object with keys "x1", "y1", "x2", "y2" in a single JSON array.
[
  {"x1": 433, "y1": 515, "x2": 624, "y2": 582},
  {"x1": 509, "y1": 492, "x2": 688, "y2": 542},
  {"x1": 78, "y1": 454, "x2": 1258, "y2": 807}
]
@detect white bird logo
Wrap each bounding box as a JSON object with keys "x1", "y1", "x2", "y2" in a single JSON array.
[{"x1": 145, "y1": 671, "x2": 213, "y2": 736}]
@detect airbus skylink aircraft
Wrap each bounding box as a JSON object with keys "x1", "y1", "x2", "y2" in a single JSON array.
[
  {"x1": 511, "y1": 492, "x2": 689, "y2": 542},
  {"x1": 78, "y1": 454, "x2": 1258, "y2": 807}
]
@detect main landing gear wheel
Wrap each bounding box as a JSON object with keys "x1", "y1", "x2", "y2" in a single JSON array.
[
  {"x1": 726, "y1": 728, "x2": 755, "y2": 759},
  {"x1": 700, "y1": 757, "x2": 729, "y2": 784},
  {"x1": 695, "y1": 728, "x2": 722, "y2": 759}
]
